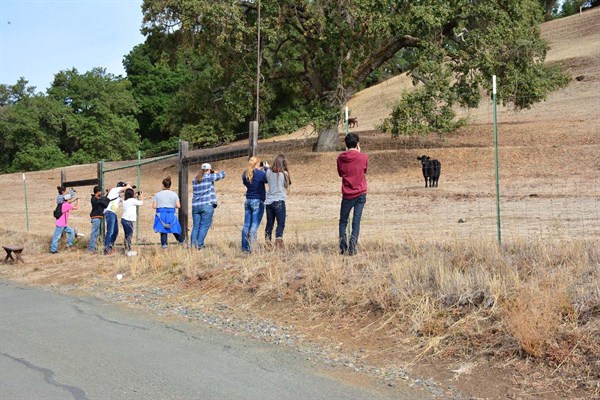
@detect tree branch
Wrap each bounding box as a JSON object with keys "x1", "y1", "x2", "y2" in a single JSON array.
[{"x1": 349, "y1": 35, "x2": 421, "y2": 91}]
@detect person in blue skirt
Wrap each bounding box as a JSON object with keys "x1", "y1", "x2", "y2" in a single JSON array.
[{"x1": 152, "y1": 176, "x2": 184, "y2": 250}]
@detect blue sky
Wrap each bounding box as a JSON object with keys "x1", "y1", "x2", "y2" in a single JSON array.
[{"x1": 0, "y1": 0, "x2": 145, "y2": 92}]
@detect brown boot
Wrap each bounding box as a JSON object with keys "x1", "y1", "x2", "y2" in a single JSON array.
[{"x1": 275, "y1": 238, "x2": 284, "y2": 250}]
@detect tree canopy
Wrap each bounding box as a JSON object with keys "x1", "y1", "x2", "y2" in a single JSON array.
[
  {"x1": 1, "y1": 0, "x2": 574, "y2": 172},
  {"x1": 0, "y1": 69, "x2": 139, "y2": 172},
  {"x1": 140, "y1": 0, "x2": 569, "y2": 150}
]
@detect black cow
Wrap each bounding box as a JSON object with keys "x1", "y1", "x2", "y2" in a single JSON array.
[{"x1": 417, "y1": 155, "x2": 441, "y2": 188}]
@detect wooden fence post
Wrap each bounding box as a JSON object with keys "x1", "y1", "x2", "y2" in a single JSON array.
[
  {"x1": 178, "y1": 140, "x2": 189, "y2": 241},
  {"x1": 249, "y1": 120, "x2": 258, "y2": 157},
  {"x1": 60, "y1": 170, "x2": 66, "y2": 187}
]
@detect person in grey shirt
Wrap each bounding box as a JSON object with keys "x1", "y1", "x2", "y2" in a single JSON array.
[
  {"x1": 152, "y1": 176, "x2": 184, "y2": 250},
  {"x1": 264, "y1": 154, "x2": 291, "y2": 248}
]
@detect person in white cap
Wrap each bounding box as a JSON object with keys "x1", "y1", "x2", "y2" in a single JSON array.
[
  {"x1": 50, "y1": 194, "x2": 79, "y2": 254},
  {"x1": 190, "y1": 163, "x2": 226, "y2": 249}
]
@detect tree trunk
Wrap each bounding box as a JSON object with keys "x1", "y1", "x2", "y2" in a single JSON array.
[{"x1": 314, "y1": 124, "x2": 341, "y2": 152}]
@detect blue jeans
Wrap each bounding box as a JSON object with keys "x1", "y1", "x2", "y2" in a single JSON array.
[
  {"x1": 339, "y1": 194, "x2": 367, "y2": 255},
  {"x1": 89, "y1": 218, "x2": 102, "y2": 252},
  {"x1": 104, "y1": 211, "x2": 118, "y2": 254},
  {"x1": 265, "y1": 201, "x2": 286, "y2": 241},
  {"x1": 191, "y1": 204, "x2": 214, "y2": 249},
  {"x1": 121, "y1": 219, "x2": 134, "y2": 252},
  {"x1": 241, "y1": 199, "x2": 264, "y2": 252},
  {"x1": 50, "y1": 226, "x2": 74, "y2": 253}
]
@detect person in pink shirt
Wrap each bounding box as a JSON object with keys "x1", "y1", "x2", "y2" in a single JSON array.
[
  {"x1": 50, "y1": 194, "x2": 79, "y2": 254},
  {"x1": 337, "y1": 133, "x2": 368, "y2": 255}
]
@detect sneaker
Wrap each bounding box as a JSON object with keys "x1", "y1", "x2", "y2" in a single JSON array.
[{"x1": 50, "y1": 251, "x2": 59, "y2": 254}]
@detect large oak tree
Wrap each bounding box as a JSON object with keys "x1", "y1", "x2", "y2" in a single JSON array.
[{"x1": 142, "y1": 0, "x2": 568, "y2": 151}]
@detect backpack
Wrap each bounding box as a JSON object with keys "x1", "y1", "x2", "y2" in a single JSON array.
[{"x1": 53, "y1": 203, "x2": 63, "y2": 219}]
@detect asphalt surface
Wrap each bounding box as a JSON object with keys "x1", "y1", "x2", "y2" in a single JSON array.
[{"x1": 0, "y1": 281, "x2": 425, "y2": 400}]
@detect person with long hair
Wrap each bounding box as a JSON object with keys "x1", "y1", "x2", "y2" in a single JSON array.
[
  {"x1": 122, "y1": 188, "x2": 144, "y2": 256},
  {"x1": 191, "y1": 163, "x2": 226, "y2": 249},
  {"x1": 265, "y1": 154, "x2": 291, "y2": 248},
  {"x1": 241, "y1": 156, "x2": 268, "y2": 252},
  {"x1": 152, "y1": 176, "x2": 185, "y2": 250}
]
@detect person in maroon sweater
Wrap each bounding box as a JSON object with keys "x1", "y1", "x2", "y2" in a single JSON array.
[{"x1": 337, "y1": 133, "x2": 368, "y2": 255}]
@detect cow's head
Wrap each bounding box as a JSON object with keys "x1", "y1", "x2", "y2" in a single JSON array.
[{"x1": 417, "y1": 155, "x2": 430, "y2": 165}]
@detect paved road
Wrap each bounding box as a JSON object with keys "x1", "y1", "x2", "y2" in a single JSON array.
[{"x1": 0, "y1": 282, "x2": 425, "y2": 400}]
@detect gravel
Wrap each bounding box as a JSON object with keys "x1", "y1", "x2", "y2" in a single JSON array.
[{"x1": 62, "y1": 283, "x2": 464, "y2": 399}]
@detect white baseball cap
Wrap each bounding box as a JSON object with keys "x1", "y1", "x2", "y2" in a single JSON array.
[{"x1": 201, "y1": 163, "x2": 212, "y2": 170}]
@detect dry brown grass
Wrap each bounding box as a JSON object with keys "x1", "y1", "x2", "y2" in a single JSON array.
[{"x1": 13, "y1": 232, "x2": 591, "y2": 394}]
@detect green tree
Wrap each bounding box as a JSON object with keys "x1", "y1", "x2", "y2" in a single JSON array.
[
  {"x1": 124, "y1": 33, "x2": 193, "y2": 143},
  {"x1": 0, "y1": 79, "x2": 69, "y2": 171},
  {"x1": 141, "y1": 0, "x2": 569, "y2": 151},
  {"x1": 47, "y1": 68, "x2": 140, "y2": 163},
  {"x1": 559, "y1": 0, "x2": 588, "y2": 16}
]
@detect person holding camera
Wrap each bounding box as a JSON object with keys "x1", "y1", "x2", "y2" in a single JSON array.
[
  {"x1": 89, "y1": 185, "x2": 109, "y2": 253},
  {"x1": 104, "y1": 181, "x2": 130, "y2": 255},
  {"x1": 56, "y1": 185, "x2": 76, "y2": 205},
  {"x1": 265, "y1": 154, "x2": 291, "y2": 249},
  {"x1": 50, "y1": 194, "x2": 79, "y2": 254},
  {"x1": 190, "y1": 163, "x2": 226, "y2": 250},
  {"x1": 241, "y1": 156, "x2": 268, "y2": 253},
  {"x1": 337, "y1": 133, "x2": 368, "y2": 256},
  {"x1": 121, "y1": 188, "x2": 144, "y2": 256},
  {"x1": 152, "y1": 176, "x2": 185, "y2": 250}
]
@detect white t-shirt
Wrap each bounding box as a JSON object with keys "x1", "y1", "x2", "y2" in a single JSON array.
[
  {"x1": 122, "y1": 198, "x2": 143, "y2": 222},
  {"x1": 105, "y1": 187, "x2": 123, "y2": 214}
]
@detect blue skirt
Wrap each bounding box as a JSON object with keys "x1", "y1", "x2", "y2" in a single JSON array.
[{"x1": 153, "y1": 208, "x2": 182, "y2": 234}]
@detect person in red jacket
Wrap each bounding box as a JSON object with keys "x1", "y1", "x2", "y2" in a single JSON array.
[{"x1": 337, "y1": 133, "x2": 368, "y2": 255}]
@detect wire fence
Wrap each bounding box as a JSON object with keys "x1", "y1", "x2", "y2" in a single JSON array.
[{"x1": 7, "y1": 82, "x2": 600, "y2": 250}]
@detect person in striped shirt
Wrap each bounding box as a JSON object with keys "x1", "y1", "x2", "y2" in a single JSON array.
[{"x1": 190, "y1": 163, "x2": 226, "y2": 249}]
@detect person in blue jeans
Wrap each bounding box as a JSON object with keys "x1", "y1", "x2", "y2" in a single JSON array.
[
  {"x1": 89, "y1": 185, "x2": 109, "y2": 253},
  {"x1": 191, "y1": 163, "x2": 226, "y2": 249},
  {"x1": 241, "y1": 156, "x2": 268, "y2": 253},
  {"x1": 265, "y1": 154, "x2": 291, "y2": 249},
  {"x1": 50, "y1": 194, "x2": 79, "y2": 254},
  {"x1": 337, "y1": 133, "x2": 368, "y2": 255},
  {"x1": 104, "y1": 181, "x2": 129, "y2": 255}
]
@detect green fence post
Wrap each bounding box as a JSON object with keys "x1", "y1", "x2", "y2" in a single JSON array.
[
  {"x1": 23, "y1": 174, "x2": 29, "y2": 232},
  {"x1": 136, "y1": 150, "x2": 141, "y2": 244},
  {"x1": 493, "y1": 75, "x2": 502, "y2": 246}
]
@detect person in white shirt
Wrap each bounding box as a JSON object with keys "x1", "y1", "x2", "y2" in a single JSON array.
[
  {"x1": 121, "y1": 188, "x2": 143, "y2": 256},
  {"x1": 104, "y1": 181, "x2": 130, "y2": 255}
]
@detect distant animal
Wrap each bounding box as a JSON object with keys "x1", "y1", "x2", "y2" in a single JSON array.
[
  {"x1": 347, "y1": 117, "x2": 358, "y2": 128},
  {"x1": 417, "y1": 155, "x2": 441, "y2": 188}
]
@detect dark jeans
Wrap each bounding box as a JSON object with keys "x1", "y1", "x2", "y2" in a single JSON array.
[
  {"x1": 104, "y1": 211, "x2": 118, "y2": 254},
  {"x1": 265, "y1": 201, "x2": 286, "y2": 241},
  {"x1": 339, "y1": 193, "x2": 367, "y2": 255},
  {"x1": 160, "y1": 232, "x2": 184, "y2": 248},
  {"x1": 121, "y1": 219, "x2": 134, "y2": 252}
]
